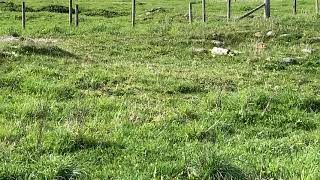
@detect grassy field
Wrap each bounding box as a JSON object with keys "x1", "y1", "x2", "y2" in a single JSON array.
[{"x1": 0, "y1": 0, "x2": 320, "y2": 179}]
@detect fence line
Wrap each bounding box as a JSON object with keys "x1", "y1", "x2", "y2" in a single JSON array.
[{"x1": 19, "y1": 0, "x2": 319, "y2": 30}]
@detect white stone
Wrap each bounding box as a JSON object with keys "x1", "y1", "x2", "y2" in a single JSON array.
[
  {"x1": 266, "y1": 31, "x2": 275, "y2": 37},
  {"x1": 302, "y1": 48, "x2": 315, "y2": 54}
]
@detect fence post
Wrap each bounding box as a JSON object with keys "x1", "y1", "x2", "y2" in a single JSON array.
[
  {"x1": 202, "y1": 0, "x2": 206, "y2": 22},
  {"x1": 75, "y1": 4, "x2": 79, "y2": 27},
  {"x1": 189, "y1": 2, "x2": 193, "y2": 23},
  {"x1": 69, "y1": 0, "x2": 73, "y2": 26},
  {"x1": 316, "y1": 0, "x2": 319, "y2": 14},
  {"x1": 265, "y1": 0, "x2": 270, "y2": 18},
  {"x1": 227, "y1": 0, "x2": 231, "y2": 20},
  {"x1": 132, "y1": 0, "x2": 136, "y2": 27},
  {"x1": 22, "y1": 1, "x2": 26, "y2": 29},
  {"x1": 293, "y1": 0, "x2": 297, "y2": 15}
]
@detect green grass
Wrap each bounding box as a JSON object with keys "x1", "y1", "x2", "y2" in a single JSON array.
[{"x1": 0, "y1": 0, "x2": 320, "y2": 179}]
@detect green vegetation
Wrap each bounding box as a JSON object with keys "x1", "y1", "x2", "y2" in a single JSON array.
[{"x1": 0, "y1": 0, "x2": 320, "y2": 179}]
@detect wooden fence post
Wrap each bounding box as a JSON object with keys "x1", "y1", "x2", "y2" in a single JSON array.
[
  {"x1": 189, "y1": 2, "x2": 193, "y2": 24},
  {"x1": 202, "y1": 0, "x2": 206, "y2": 22},
  {"x1": 265, "y1": 0, "x2": 270, "y2": 18},
  {"x1": 293, "y1": 0, "x2": 297, "y2": 15},
  {"x1": 227, "y1": 0, "x2": 231, "y2": 20},
  {"x1": 132, "y1": 0, "x2": 136, "y2": 27},
  {"x1": 69, "y1": 0, "x2": 73, "y2": 26},
  {"x1": 22, "y1": 1, "x2": 26, "y2": 29},
  {"x1": 75, "y1": 4, "x2": 79, "y2": 27}
]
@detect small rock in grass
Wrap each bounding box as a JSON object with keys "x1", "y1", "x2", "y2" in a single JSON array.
[
  {"x1": 281, "y1": 57, "x2": 299, "y2": 65},
  {"x1": 145, "y1": 7, "x2": 165, "y2": 15},
  {"x1": 279, "y1": 34, "x2": 291, "y2": 38},
  {"x1": 266, "y1": 31, "x2": 275, "y2": 37},
  {"x1": 211, "y1": 47, "x2": 229, "y2": 56},
  {"x1": 254, "y1": 32, "x2": 263, "y2": 37},
  {"x1": 308, "y1": 37, "x2": 320, "y2": 43},
  {"x1": 302, "y1": 48, "x2": 315, "y2": 54},
  {"x1": 0, "y1": 36, "x2": 20, "y2": 43},
  {"x1": 256, "y1": 42, "x2": 267, "y2": 50},
  {"x1": 211, "y1": 47, "x2": 240, "y2": 57}
]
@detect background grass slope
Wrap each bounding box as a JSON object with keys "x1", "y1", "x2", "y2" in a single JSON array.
[{"x1": 0, "y1": 0, "x2": 320, "y2": 179}]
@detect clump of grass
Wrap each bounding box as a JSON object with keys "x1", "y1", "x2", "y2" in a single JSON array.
[
  {"x1": 179, "y1": 110, "x2": 199, "y2": 123},
  {"x1": 29, "y1": 102, "x2": 50, "y2": 151},
  {"x1": 6, "y1": 27, "x2": 20, "y2": 37},
  {"x1": 0, "y1": 75, "x2": 21, "y2": 90},
  {"x1": 220, "y1": 123, "x2": 236, "y2": 136},
  {"x1": 300, "y1": 97, "x2": 320, "y2": 112},
  {"x1": 70, "y1": 103, "x2": 88, "y2": 139},
  {"x1": 197, "y1": 129, "x2": 217, "y2": 143},
  {"x1": 203, "y1": 159, "x2": 247, "y2": 179},
  {"x1": 55, "y1": 164, "x2": 85, "y2": 180},
  {"x1": 175, "y1": 83, "x2": 206, "y2": 94},
  {"x1": 54, "y1": 85, "x2": 77, "y2": 101},
  {"x1": 277, "y1": 32, "x2": 303, "y2": 43},
  {"x1": 294, "y1": 119, "x2": 317, "y2": 131},
  {"x1": 0, "y1": 171, "x2": 31, "y2": 180}
]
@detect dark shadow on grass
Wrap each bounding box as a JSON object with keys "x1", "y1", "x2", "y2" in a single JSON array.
[
  {"x1": 83, "y1": 9, "x2": 129, "y2": 18},
  {"x1": 59, "y1": 135, "x2": 125, "y2": 154},
  {"x1": 171, "y1": 84, "x2": 207, "y2": 94},
  {"x1": 38, "y1": 5, "x2": 74, "y2": 13},
  {"x1": 0, "y1": 171, "x2": 31, "y2": 180},
  {"x1": 17, "y1": 45, "x2": 77, "y2": 59},
  {"x1": 0, "y1": 133, "x2": 25, "y2": 145},
  {"x1": 0, "y1": 2, "x2": 36, "y2": 12},
  {"x1": 0, "y1": 52, "x2": 9, "y2": 60},
  {"x1": 294, "y1": 119, "x2": 317, "y2": 131},
  {"x1": 300, "y1": 98, "x2": 320, "y2": 113}
]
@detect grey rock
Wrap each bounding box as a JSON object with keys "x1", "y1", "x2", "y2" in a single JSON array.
[
  {"x1": 281, "y1": 57, "x2": 299, "y2": 65},
  {"x1": 211, "y1": 47, "x2": 240, "y2": 57},
  {"x1": 266, "y1": 31, "x2": 275, "y2": 37}
]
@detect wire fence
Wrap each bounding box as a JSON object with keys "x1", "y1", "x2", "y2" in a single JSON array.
[{"x1": 2, "y1": 0, "x2": 319, "y2": 29}]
